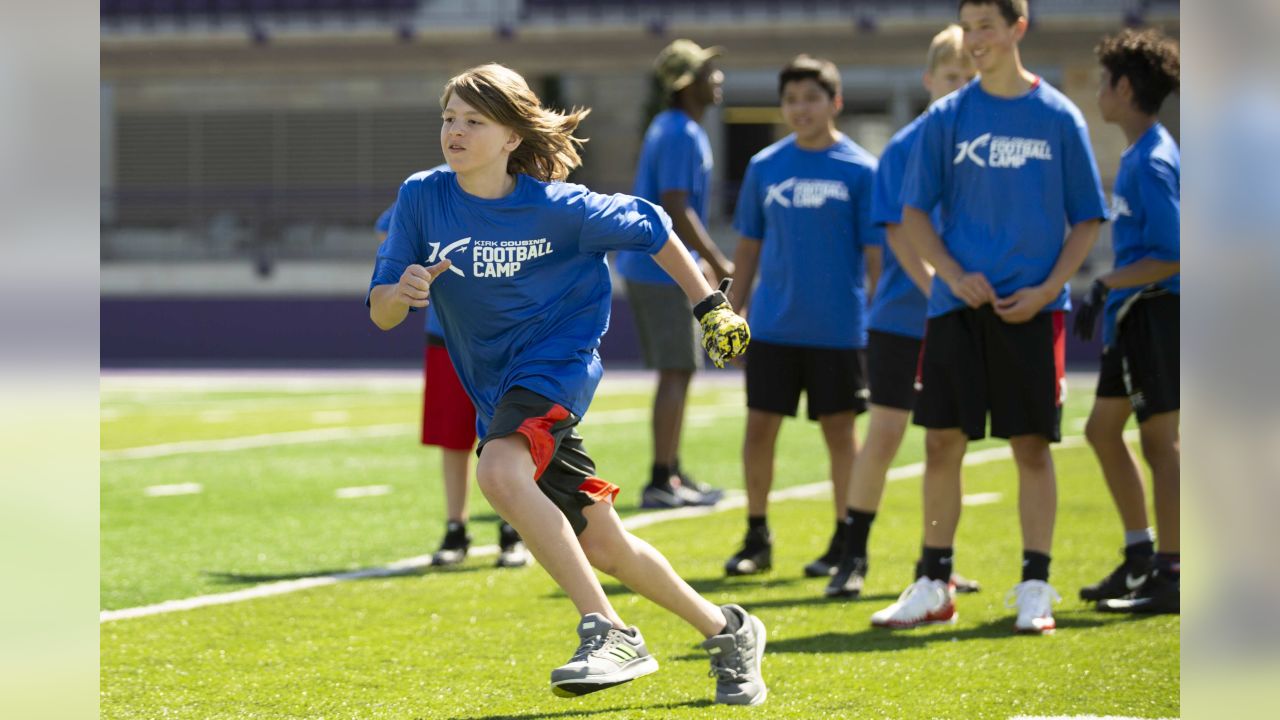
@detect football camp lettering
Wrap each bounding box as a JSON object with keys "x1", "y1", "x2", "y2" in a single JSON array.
[
  {"x1": 954, "y1": 133, "x2": 1053, "y2": 169},
  {"x1": 764, "y1": 178, "x2": 850, "y2": 209},
  {"x1": 473, "y1": 237, "x2": 554, "y2": 278}
]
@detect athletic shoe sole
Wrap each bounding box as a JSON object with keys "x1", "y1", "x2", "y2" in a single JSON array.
[
  {"x1": 1014, "y1": 622, "x2": 1056, "y2": 635},
  {"x1": 872, "y1": 610, "x2": 958, "y2": 630},
  {"x1": 742, "y1": 614, "x2": 769, "y2": 706},
  {"x1": 551, "y1": 656, "x2": 659, "y2": 697}
]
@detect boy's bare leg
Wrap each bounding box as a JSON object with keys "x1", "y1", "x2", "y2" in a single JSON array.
[
  {"x1": 579, "y1": 502, "x2": 725, "y2": 638},
  {"x1": 476, "y1": 435, "x2": 624, "y2": 628},
  {"x1": 848, "y1": 406, "x2": 910, "y2": 512},
  {"x1": 743, "y1": 409, "x2": 784, "y2": 516},
  {"x1": 1009, "y1": 434, "x2": 1056, "y2": 554},
  {"x1": 1085, "y1": 398, "x2": 1150, "y2": 532},
  {"x1": 818, "y1": 411, "x2": 858, "y2": 521},
  {"x1": 442, "y1": 447, "x2": 471, "y2": 523},
  {"x1": 1140, "y1": 410, "x2": 1180, "y2": 552},
  {"x1": 922, "y1": 428, "x2": 967, "y2": 548}
]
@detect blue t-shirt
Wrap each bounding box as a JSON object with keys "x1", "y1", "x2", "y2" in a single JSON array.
[
  {"x1": 733, "y1": 134, "x2": 879, "y2": 349},
  {"x1": 616, "y1": 109, "x2": 710, "y2": 285},
  {"x1": 901, "y1": 78, "x2": 1108, "y2": 318},
  {"x1": 869, "y1": 114, "x2": 934, "y2": 339},
  {"x1": 369, "y1": 171, "x2": 672, "y2": 435},
  {"x1": 1103, "y1": 123, "x2": 1180, "y2": 346},
  {"x1": 377, "y1": 164, "x2": 451, "y2": 337}
]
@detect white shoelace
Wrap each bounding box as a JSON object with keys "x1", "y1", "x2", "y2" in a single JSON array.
[{"x1": 1004, "y1": 581, "x2": 1062, "y2": 615}]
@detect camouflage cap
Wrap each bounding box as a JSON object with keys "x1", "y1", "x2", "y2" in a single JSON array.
[{"x1": 654, "y1": 39, "x2": 723, "y2": 93}]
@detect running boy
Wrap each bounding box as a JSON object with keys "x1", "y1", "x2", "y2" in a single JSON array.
[
  {"x1": 1075, "y1": 27, "x2": 1180, "y2": 615},
  {"x1": 377, "y1": 181, "x2": 529, "y2": 569},
  {"x1": 870, "y1": 0, "x2": 1108, "y2": 634},
  {"x1": 827, "y1": 25, "x2": 980, "y2": 599},
  {"x1": 368, "y1": 64, "x2": 766, "y2": 704},
  {"x1": 722, "y1": 55, "x2": 879, "y2": 579},
  {"x1": 620, "y1": 39, "x2": 733, "y2": 509}
]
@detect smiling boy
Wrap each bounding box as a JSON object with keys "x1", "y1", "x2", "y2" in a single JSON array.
[{"x1": 870, "y1": 0, "x2": 1108, "y2": 634}]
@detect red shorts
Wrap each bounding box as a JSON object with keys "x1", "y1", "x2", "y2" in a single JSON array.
[{"x1": 421, "y1": 343, "x2": 477, "y2": 451}]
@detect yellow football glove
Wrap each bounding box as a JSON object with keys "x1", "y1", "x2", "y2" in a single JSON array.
[{"x1": 694, "y1": 278, "x2": 751, "y2": 368}]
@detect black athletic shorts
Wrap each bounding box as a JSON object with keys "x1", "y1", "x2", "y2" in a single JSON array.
[
  {"x1": 477, "y1": 387, "x2": 619, "y2": 536},
  {"x1": 1096, "y1": 290, "x2": 1179, "y2": 423},
  {"x1": 745, "y1": 340, "x2": 868, "y2": 420},
  {"x1": 914, "y1": 306, "x2": 1065, "y2": 441},
  {"x1": 867, "y1": 330, "x2": 923, "y2": 411}
]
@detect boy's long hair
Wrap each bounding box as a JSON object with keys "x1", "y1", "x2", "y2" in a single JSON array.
[
  {"x1": 441, "y1": 64, "x2": 591, "y2": 182},
  {"x1": 1096, "y1": 29, "x2": 1180, "y2": 115}
]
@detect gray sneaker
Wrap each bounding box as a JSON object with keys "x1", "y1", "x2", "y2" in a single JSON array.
[
  {"x1": 550, "y1": 613, "x2": 659, "y2": 697},
  {"x1": 701, "y1": 605, "x2": 768, "y2": 706}
]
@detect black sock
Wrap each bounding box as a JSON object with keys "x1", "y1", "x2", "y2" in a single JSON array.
[
  {"x1": 445, "y1": 520, "x2": 467, "y2": 535},
  {"x1": 1124, "y1": 540, "x2": 1155, "y2": 561},
  {"x1": 718, "y1": 605, "x2": 743, "y2": 636},
  {"x1": 650, "y1": 463, "x2": 673, "y2": 488},
  {"x1": 842, "y1": 508, "x2": 876, "y2": 560},
  {"x1": 1154, "y1": 552, "x2": 1180, "y2": 576},
  {"x1": 747, "y1": 515, "x2": 768, "y2": 532},
  {"x1": 921, "y1": 546, "x2": 953, "y2": 582},
  {"x1": 1022, "y1": 550, "x2": 1051, "y2": 582}
]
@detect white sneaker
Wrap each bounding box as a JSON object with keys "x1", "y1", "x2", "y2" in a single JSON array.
[
  {"x1": 870, "y1": 577, "x2": 956, "y2": 629},
  {"x1": 1006, "y1": 580, "x2": 1062, "y2": 634}
]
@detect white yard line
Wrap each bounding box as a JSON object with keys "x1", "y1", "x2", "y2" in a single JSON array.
[
  {"x1": 334, "y1": 485, "x2": 392, "y2": 499},
  {"x1": 963, "y1": 492, "x2": 1004, "y2": 506},
  {"x1": 100, "y1": 402, "x2": 744, "y2": 462},
  {"x1": 101, "y1": 430, "x2": 1132, "y2": 624},
  {"x1": 144, "y1": 483, "x2": 203, "y2": 497}
]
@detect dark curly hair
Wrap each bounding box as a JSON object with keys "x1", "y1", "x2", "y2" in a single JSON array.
[{"x1": 1095, "y1": 28, "x2": 1180, "y2": 115}]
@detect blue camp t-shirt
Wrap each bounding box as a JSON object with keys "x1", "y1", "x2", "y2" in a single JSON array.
[
  {"x1": 369, "y1": 171, "x2": 672, "y2": 435},
  {"x1": 615, "y1": 109, "x2": 710, "y2": 284},
  {"x1": 733, "y1": 134, "x2": 879, "y2": 349},
  {"x1": 869, "y1": 114, "x2": 933, "y2": 339},
  {"x1": 1103, "y1": 123, "x2": 1180, "y2": 346},
  {"x1": 901, "y1": 78, "x2": 1108, "y2": 318},
  {"x1": 377, "y1": 164, "x2": 450, "y2": 337}
]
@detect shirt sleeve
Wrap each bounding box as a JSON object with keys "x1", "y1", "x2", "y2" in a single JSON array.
[
  {"x1": 1060, "y1": 111, "x2": 1109, "y2": 225},
  {"x1": 901, "y1": 111, "x2": 947, "y2": 214},
  {"x1": 870, "y1": 142, "x2": 904, "y2": 229},
  {"x1": 1138, "y1": 157, "x2": 1180, "y2": 261},
  {"x1": 578, "y1": 191, "x2": 674, "y2": 255},
  {"x1": 367, "y1": 181, "x2": 427, "y2": 304},
  {"x1": 731, "y1": 161, "x2": 765, "y2": 241},
  {"x1": 655, "y1": 129, "x2": 699, "y2": 196},
  {"x1": 858, "y1": 167, "x2": 885, "y2": 249}
]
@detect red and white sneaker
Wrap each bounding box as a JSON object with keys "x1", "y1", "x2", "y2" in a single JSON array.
[
  {"x1": 870, "y1": 577, "x2": 957, "y2": 629},
  {"x1": 1006, "y1": 580, "x2": 1061, "y2": 634}
]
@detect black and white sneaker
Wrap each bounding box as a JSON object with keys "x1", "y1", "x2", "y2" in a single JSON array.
[
  {"x1": 640, "y1": 483, "x2": 684, "y2": 509},
  {"x1": 725, "y1": 527, "x2": 773, "y2": 576},
  {"x1": 1080, "y1": 553, "x2": 1152, "y2": 602},
  {"x1": 1098, "y1": 568, "x2": 1179, "y2": 614},
  {"x1": 825, "y1": 555, "x2": 868, "y2": 598},
  {"x1": 550, "y1": 614, "x2": 658, "y2": 697},
  {"x1": 675, "y1": 467, "x2": 724, "y2": 504},
  {"x1": 495, "y1": 522, "x2": 529, "y2": 568},
  {"x1": 431, "y1": 522, "x2": 470, "y2": 567},
  {"x1": 803, "y1": 524, "x2": 847, "y2": 577}
]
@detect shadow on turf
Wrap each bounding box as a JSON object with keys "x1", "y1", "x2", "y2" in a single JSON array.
[
  {"x1": 761, "y1": 611, "x2": 1123, "y2": 654},
  {"x1": 445, "y1": 698, "x2": 712, "y2": 719}
]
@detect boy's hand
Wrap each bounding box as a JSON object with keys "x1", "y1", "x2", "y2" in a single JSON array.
[
  {"x1": 694, "y1": 279, "x2": 751, "y2": 368},
  {"x1": 994, "y1": 284, "x2": 1055, "y2": 324},
  {"x1": 395, "y1": 259, "x2": 452, "y2": 308},
  {"x1": 1071, "y1": 278, "x2": 1109, "y2": 340},
  {"x1": 945, "y1": 271, "x2": 997, "y2": 308}
]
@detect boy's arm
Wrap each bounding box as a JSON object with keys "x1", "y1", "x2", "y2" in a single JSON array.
[
  {"x1": 885, "y1": 224, "x2": 934, "y2": 296},
  {"x1": 994, "y1": 218, "x2": 1103, "y2": 324},
  {"x1": 902, "y1": 205, "x2": 995, "y2": 307},
  {"x1": 730, "y1": 237, "x2": 762, "y2": 315},
  {"x1": 369, "y1": 260, "x2": 452, "y2": 330},
  {"x1": 661, "y1": 190, "x2": 734, "y2": 280},
  {"x1": 653, "y1": 235, "x2": 750, "y2": 368},
  {"x1": 1099, "y1": 257, "x2": 1180, "y2": 289},
  {"x1": 863, "y1": 244, "x2": 883, "y2": 301}
]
